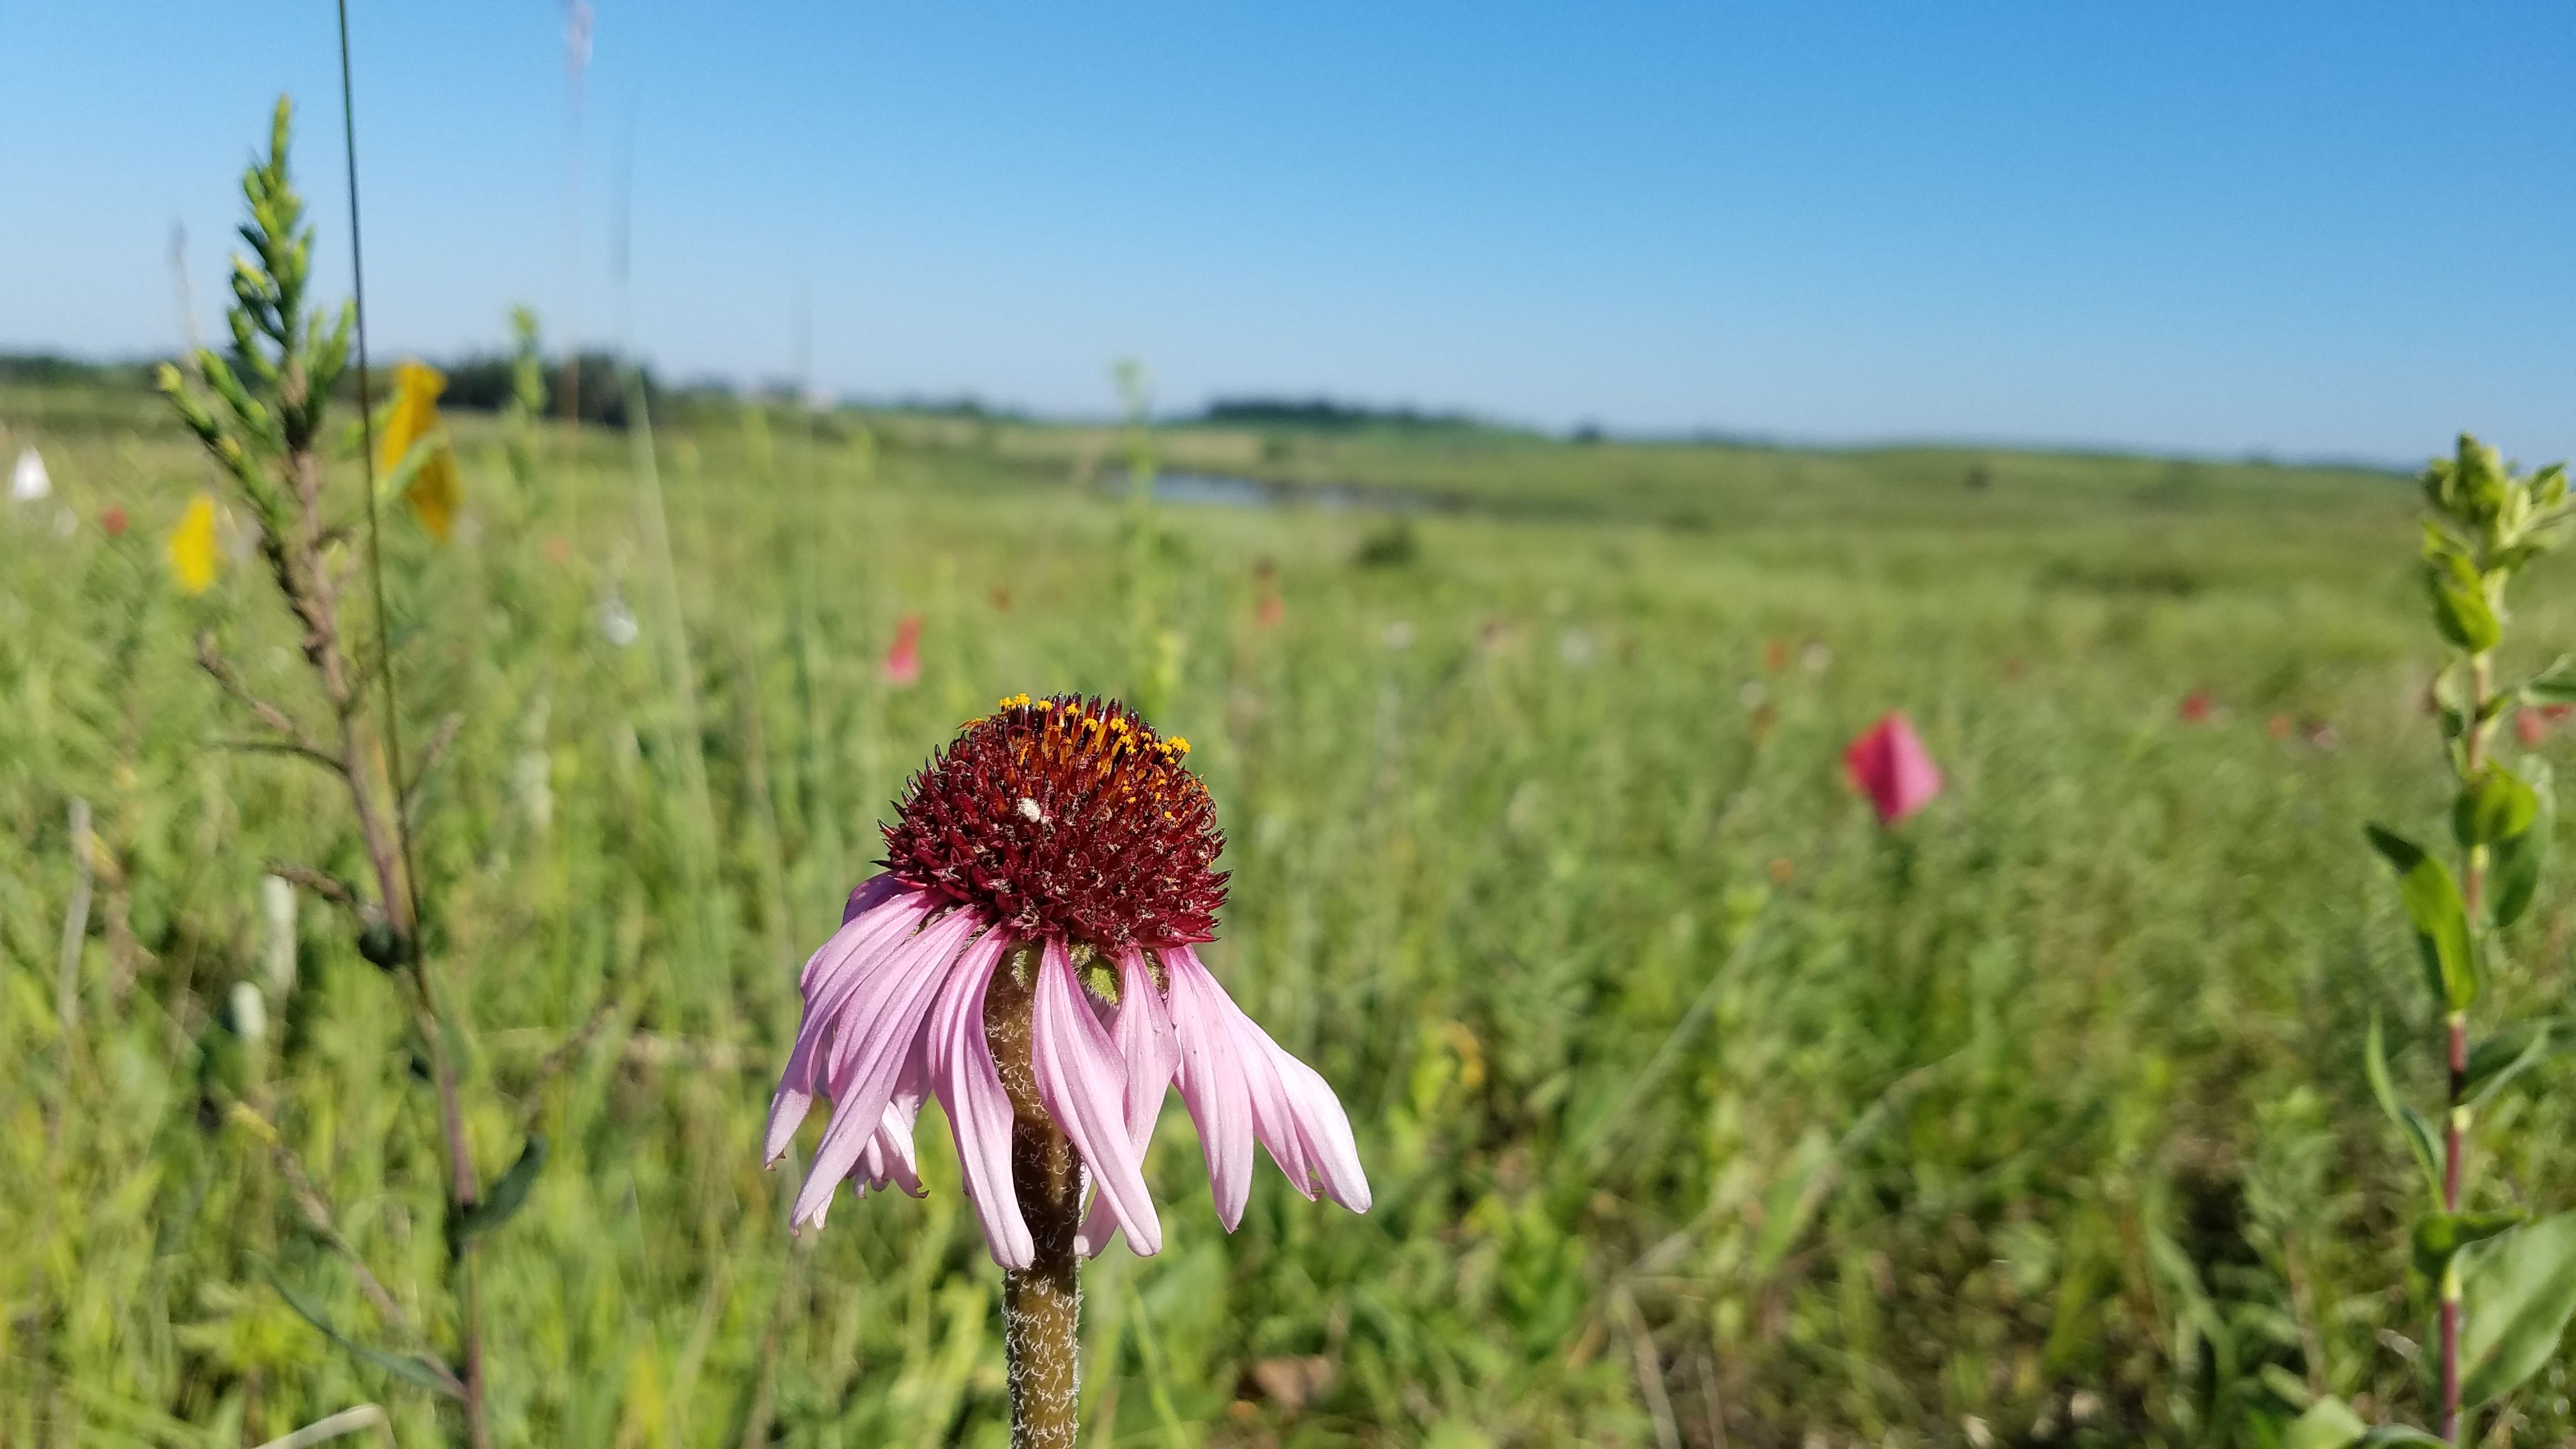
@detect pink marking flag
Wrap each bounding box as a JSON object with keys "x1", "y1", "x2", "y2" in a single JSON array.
[
  {"x1": 882, "y1": 613, "x2": 923, "y2": 688},
  {"x1": 1844, "y1": 711, "x2": 1943, "y2": 825}
]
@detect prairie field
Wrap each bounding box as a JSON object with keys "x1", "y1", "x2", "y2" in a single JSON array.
[{"x1": 8, "y1": 375, "x2": 2576, "y2": 1446}]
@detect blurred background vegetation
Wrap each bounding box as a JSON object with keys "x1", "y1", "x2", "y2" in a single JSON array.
[{"x1": 6, "y1": 356, "x2": 2576, "y2": 1446}]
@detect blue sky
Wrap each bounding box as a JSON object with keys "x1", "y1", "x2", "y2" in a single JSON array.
[{"x1": 4, "y1": 2, "x2": 2570, "y2": 463}]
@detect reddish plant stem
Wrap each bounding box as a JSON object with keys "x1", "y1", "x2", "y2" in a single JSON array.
[
  {"x1": 2441, "y1": 654, "x2": 2492, "y2": 1443},
  {"x1": 2441, "y1": 1011, "x2": 2465, "y2": 1443}
]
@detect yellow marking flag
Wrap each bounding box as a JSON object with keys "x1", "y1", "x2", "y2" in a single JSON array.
[
  {"x1": 381, "y1": 360, "x2": 461, "y2": 542},
  {"x1": 168, "y1": 493, "x2": 219, "y2": 594}
]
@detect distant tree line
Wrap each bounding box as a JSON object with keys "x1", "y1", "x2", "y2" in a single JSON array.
[
  {"x1": 1199, "y1": 395, "x2": 1480, "y2": 431},
  {"x1": 1, "y1": 349, "x2": 666, "y2": 429},
  {"x1": 435, "y1": 349, "x2": 661, "y2": 428},
  {"x1": 0, "y1": 353, "x2": 161, "y2": 389}
]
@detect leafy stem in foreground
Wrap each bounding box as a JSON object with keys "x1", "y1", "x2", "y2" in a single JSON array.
[
  {"x1": 2323, "y1": 436, "x2": 2576, "y2": 1447},
  {"x1": 157, "y1": 95, "x2": 534, "y2": 1448}
]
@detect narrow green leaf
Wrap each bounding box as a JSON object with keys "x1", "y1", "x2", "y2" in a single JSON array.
[
  {"x1": 2431, "y1": 661, "x2": 2476, "y2": 743},
  {"x1": 2425, "y1": 550, "x2": 2501, "y2": 653},
  {"x1": 1751, "y1": 1127, "x2": 1833, "y2": 1278},
  {"x1": 2465, "y1": 1016, "x2": 2576, "y2": 1108},
  {"x1": 2491, "y1": 759, "x2": 2555, "y2": 928},
  {"x1": 268, "y1": 1269, "x2": 461, "y2": 1399},
  {"x1": 2496, "y1": 537, "x2": 2553, "y2": 573},
  {"x1": 2281, "y1": 1396, "x2": 2366, "y2": 1449},
  {"x1": 2260, "y1": 1362, "x2": 2315, "y2": 1411},
  {"x1": 2536, "y1": 463, "x2": 2570, "y2": 511},
  {"x1": 2356, "y1": 1428, "x2": 2449, "y2": 1446},
  {"x1": 2413, "y1": 1210, "x2": 2524, "y2": 1282},
  {"x1": 2365, "y1": 1016, "x2": 2444, "y2": 1204},
  {"x1": 2366, "y1": 825, "x2": 2480, "y2": 1011},
  {"x1": 2455, "y1": 765, "x2": 2540, "y2": 848},
  {"x1": 2461, "y1": 1210, "x2": 2576, "y2": 1405},
  {"x1": 454, "y1": 1133, "x2": 548, "y2": 1246}
]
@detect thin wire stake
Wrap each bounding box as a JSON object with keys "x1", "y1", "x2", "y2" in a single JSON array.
[
  {"x1": 333, "y1": 15, "x2": 487, "y2": 1443},
  {"x1": 333, "y1": 0, "x2": 422, "y2": 940}
]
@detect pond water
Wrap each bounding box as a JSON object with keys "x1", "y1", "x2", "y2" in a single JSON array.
[{"x1": 1116, "y1": 470, "x2": 1430, "y2": 513}]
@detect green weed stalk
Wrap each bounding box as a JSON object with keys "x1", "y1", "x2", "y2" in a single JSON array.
[
  {"x1": 2313, "y1": 436, "x2": 2576, "y2": 1447},
  {"x1": 1115, "y1": 359, "x2": 1182, "y2": 719},
  {"x1": 156, "y1": 90, "x2": 544, "y2": 1448}
]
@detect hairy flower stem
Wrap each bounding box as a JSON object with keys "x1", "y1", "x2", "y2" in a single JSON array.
[
  {"x1": 988, "y1": 945, "x2": 1085, "y2": 1449},
  {"x1": 1004, "y1": 1139, "x2": 1084, "y2": 1449}
]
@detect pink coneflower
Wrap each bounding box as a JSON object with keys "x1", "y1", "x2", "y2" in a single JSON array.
[
  {"x1": 881, "y1": 613, "x2": 923, "y2": 688},
  {"x1": 767, "y1": 693, "x2": 1368, "y2": 1438},
  {"x1": 100, "y1": 505, "x2": 129, "y2": 537},
  {"x1": 1844, "y1": 711, "x2": 1943, "y2": 825},
  {"x1": 2179, "y1": 690, "x2": 2214, "y2": 724},
  {"x1": 765, "y1": 691, "x2": 1368, "y2": 1263}
]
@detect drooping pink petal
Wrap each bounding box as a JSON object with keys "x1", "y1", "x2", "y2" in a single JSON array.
[
  {"x1": 840, "y1": 871, "x2": 907, "y2": 930},
  {"x1": 784, "y1": 892, "x2": 934, "y2": 1060},
  {"x1": 1031, "y1": 939, "x2": 1162, "y2": 1256},
  {"x1": 1163, "y1": 946, "x2": 1256, "y2": 1229},
  {"x1": 765, "y1": 887, "x2": 937, "y2": 1162},
  {"x1": 1253, "y1": 1027, "x2": 1371, "y2": 1212},
  {"x1": 1163, "y1": 946, "x2": 1370, "y2": 1222},
  {"x1": 923, "y1": 928, "x2": 1032, "y2": 1266},
  {"x1": 849, "y1": 1108, "x2": 921, "y2": 1199},
  {"x1": 792, "y1": 907, "x2": 985, "y2": 1230},
  {"x1": 1231, "y1": 1008, "x2": 1318, "y2": 1195},
  {"x1": 813, "y1": 905, "x2": 980, "y2": 1099},
  {"x1": 852, "y1": 1033, "x2": 931, "y2": 1199},
  {"x1": 1078, "y1": 947, "x2": 1181, "y2": 1256},
  {"x1": 766, "y1": 887, "x2": 937, "y2": 1161},
  {"x1": 1842, "y1": 710, "x2": 1943, "y2": 825},
  {"x1": 806, "y1": 888, "x2": 939, "y2": 1021}
]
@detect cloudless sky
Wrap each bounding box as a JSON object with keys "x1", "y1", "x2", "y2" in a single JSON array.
[{"x1": 4, "y1": 2, "x2": 2570, "y2": 463}]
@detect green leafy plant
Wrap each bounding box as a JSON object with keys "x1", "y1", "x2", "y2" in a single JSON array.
[
  {"x1": 156, "y1": 96, "x2": 553, "y2": 1449},
  {"x1": 500, "y1": 303, "x2": 548, "y2": 488},
  {"x1": 2312, "y1": 436, "x2": 2576, "y2": 1446},
  {"x1": 1113, "y1": 356, "x2": 1184, "y2": 718}
]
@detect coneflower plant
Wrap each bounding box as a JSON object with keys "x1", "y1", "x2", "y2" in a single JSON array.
[
  {"x1": 767, "y1": 693, "x2": 1370, "y2": 1447},
  {"x1": 2299, "y1": 436, "x2": 2576, "y2": 1448}
]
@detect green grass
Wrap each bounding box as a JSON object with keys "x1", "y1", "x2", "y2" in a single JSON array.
[{"x1": 5, "y1": 378, "x2": 2573, "y2": 1445}]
